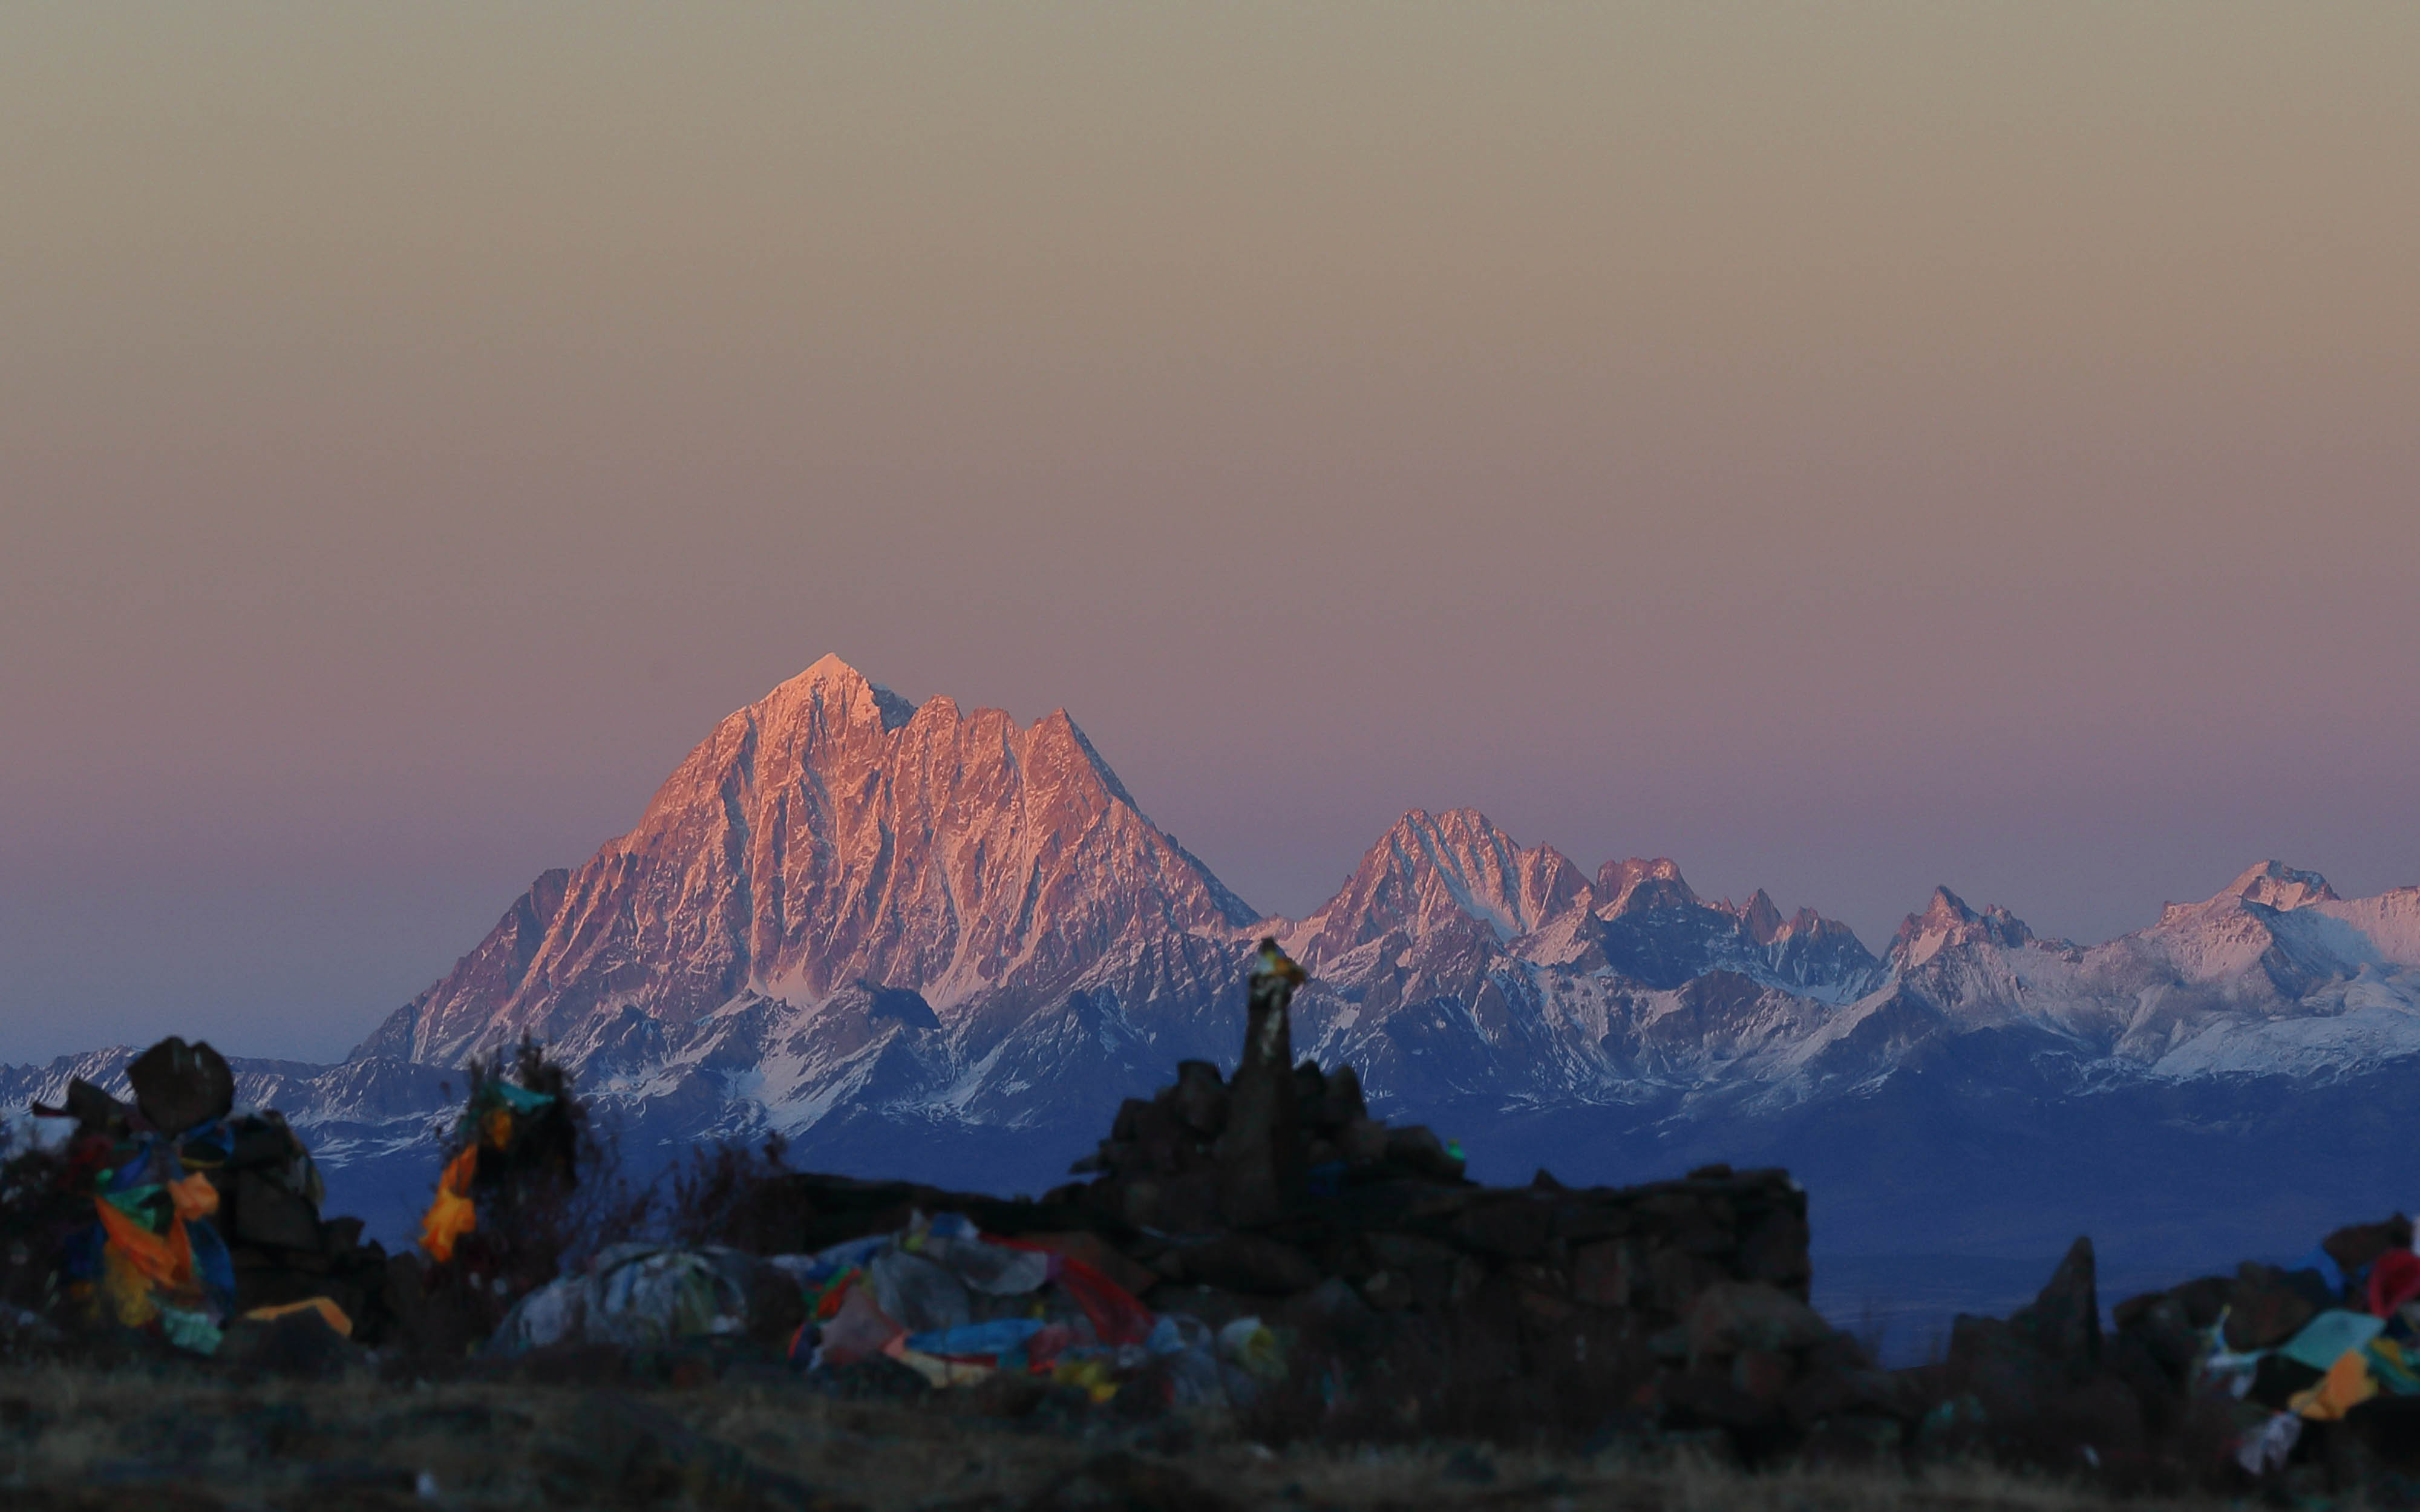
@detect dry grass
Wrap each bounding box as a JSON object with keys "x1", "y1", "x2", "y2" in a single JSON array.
[{"x1": 0, "y1": 1362, "x2": 2241, "y2": 1512}]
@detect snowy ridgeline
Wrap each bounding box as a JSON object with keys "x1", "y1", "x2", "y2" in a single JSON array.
[{"x1": 8, "y1": 660, "x2": 2416, "y2": 1267}]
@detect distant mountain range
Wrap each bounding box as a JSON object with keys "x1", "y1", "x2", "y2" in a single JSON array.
[{"x1": 10, "y1": 657, "x2": 2414, "y2": 1285}]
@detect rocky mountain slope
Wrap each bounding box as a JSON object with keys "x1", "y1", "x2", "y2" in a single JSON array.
[
  {"x1": 9, "y1": 659, "x2": 2415, "y2": 1270},
  {"x1": 335, "y1": 656, "x2": 1266, "y2": 1193}
]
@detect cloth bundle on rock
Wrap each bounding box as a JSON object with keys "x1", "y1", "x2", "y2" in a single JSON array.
[
  {"x1": 2267, "y1": 1306, "x2": 2420, "y2": 1422},
  {"x1": 419, "y1": 1054, "x2": 579, "y2": 1266},
  {"x1": 2161, "y1": 1211, "x2": 2420, "y2": 1485},
  {"x1": 769, "y1": 1211, "x2": 1191, "y2": 1398},
  {"x1": 40, "y1": 1039, "x2": 240, "y2": 1353},
  {"x1": 2370, "y1": 1248, "x2": 2420, "y2": 1318},
  {"x1": 29, "y1": 1038, "x2": 388, "y2": 1353},
  {"x1": 481, "y1": 1208, "x2": 1196, "y2": 1403},
  {"x1": 489, "y1": 1243, "x2": 778, "y2": 1353}
]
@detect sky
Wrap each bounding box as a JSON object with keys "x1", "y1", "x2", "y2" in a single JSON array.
[{"x1": 3, "y1": 4, "x2": 2417, "y2": 1064}]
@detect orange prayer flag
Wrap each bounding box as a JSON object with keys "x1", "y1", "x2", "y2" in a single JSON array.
[
  {"x1": 93, "y1": 1196, "x2": 194, "y2": 1294},
  {"x1": 168, "y1": 1172, "x2": 219, "y2": 1222},
  {"x1": 419, "y1": 1144, "x2": 480, "y2": 1262}
]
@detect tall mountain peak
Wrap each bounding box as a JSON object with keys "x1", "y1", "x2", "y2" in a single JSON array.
[
  {"x1": 1891, "y1": 885, "x2": 2033, "y2": 967},
  {"x1": 1044, "y1": 710, "x2": 1145, "y2": 814},
  {"x1": 359, "y1": 664, "x2": 1255, "y2": 1067},
  {"x1": 1739, "y1": 888, "x2": 1787, "y2": 946},
  {"x1": 1919, "y1": 886, "x2": 1978, "y2": 925},
  {"x1": 1596, "y1": 857, "x2": 1699, "y2": 917},
  {"x1": 763, "y1": 653, "x2": 918, "y2": 733},
  {"x1": 1290, "y1": 808, "x2": 1589, "y2": 964},
  {"x1": 2225, "y1": 860, "x2": 2340, "y2": 911}
]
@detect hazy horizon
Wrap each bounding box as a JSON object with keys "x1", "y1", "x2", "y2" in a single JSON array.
[{"x1": 5, "y1": 4, "x2": 2417, "y2": 1062}]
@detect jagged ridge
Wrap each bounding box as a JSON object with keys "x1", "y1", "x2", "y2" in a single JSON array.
[{"x1": 11, "y1": 659, "x2": 2420, "y2": 1252}]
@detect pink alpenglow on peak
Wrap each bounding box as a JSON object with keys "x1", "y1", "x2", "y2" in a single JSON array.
[
  {"x1": 358, "y1": 656, "x2": 1256, "y2": 1072},
  {"x1": 2226, "y1": 860, "x2": 2343, "y2": 912},
  {"x1": 340, "y1": 666, "x2": 1903, "y2": 1177},
  {"x1": 1888, "y1": 886, "x2": 2036, "y2": 969},
  {"x1": 290, "y1": 662, "x2": 2420, "y2": 1214},
  {"x1": 1596, "y1": 857, "x2": 1701, "y2": 919},
  {"x1": 1739, "y1": 889, "x2": 1789, "y2": 947},
  {"x1": 1283, "y1": 808, "x2": 1594, "y2": 967}
]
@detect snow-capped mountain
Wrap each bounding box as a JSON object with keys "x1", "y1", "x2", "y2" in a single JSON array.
[
  {"x1": 342, "y1": 655, "x2": 1263, "y2": 1191},
  {"x1": 362, "y1": 655, "x2": 1255, "y2": 1069},
  {"x1": 1272, "y1": 818, "x2": 2420, "y2": 1133},
  {"x1": 1855, "y1": 862, "x2": 2420, "y2": 1087},
  {"x1": 10, "y1": 659, "x2": 2415, "y2": 1266}
]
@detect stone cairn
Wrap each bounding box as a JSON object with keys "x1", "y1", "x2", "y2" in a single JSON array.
[
  {"x1": 29, "y1": 1038, "x2": 402, "y2": 1348},
  {"x1": 727, "y1": 943, "x2": 1888, "y2": 1451},
  {"x1": 1940, "y1": 1222, "x2": 2420, "y2": 1486},
  {"x1": 204, "y1": 1111, "x2": 400, "y2": 1343}
]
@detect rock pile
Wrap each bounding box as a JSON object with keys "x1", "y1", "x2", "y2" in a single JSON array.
[
  {"x1": 203, "y1": 1109, "x2": 402, "y2": 1344},
  {"x1": 684, "y1": 944, "x2": 1874, "y2": 1448},
  {"x1": 710, "y1": 1044, "x2": 1890, "y2": 1452},
  {"x1": 2093, "y1": 1220, "x2": 2418, "y2": 1491},
  {"x1": 13, "y1": 1037, "x2": 404, "y2": 1353},
  {"x1": 1931, "y1": 1238, "x2": 2174, "y2": 1470},
  {"x1": 1895, "y1": 1214, "x2": 2420, "y2": 1495}
]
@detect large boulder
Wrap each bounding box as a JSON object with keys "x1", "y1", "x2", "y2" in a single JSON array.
[
  {"x1": 2009, "y1": 1235, "x2": 2098, "y2": 1379},
  {"x1": 125, "y1": 1037, "x2": 235, "y2": 1136}
]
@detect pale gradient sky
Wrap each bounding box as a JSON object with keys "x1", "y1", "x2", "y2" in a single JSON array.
[{"x1": 3, "y1": 4, "x2": 2416, "y2": 1062}]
